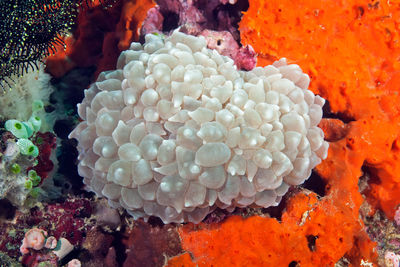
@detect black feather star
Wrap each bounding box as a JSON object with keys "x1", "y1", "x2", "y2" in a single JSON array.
[{"x1": 0, "y1": 0, "x2": 116, "y2": 92}]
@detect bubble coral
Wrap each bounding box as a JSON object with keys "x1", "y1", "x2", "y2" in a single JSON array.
[{"x1": 69, "y1": 31, "x2": 328, "y2": 223}]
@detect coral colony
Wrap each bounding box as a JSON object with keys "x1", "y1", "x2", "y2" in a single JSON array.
[
  {"x1": 69, "y1": 31, "x2": 328, "y2": 223},
  {"x1": 0, "y1": 0, "x2": 400, "y2": 266}
]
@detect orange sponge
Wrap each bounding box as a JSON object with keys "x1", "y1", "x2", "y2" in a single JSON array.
[
  {"x1": 240, "y1": 0, "x2": 400, "y2": 220},
  {"x1": 174, "y1": 191, "x2": 376, "y2": 266},
  {"x1": 167, "y1": 0, "x2": 400, "y2": 265}
]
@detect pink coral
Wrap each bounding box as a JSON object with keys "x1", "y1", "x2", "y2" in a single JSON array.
[
  {"x1": 67, "y1": 259, "x2": 82, "y2": 267},
  {"x1": 44, "y1": 236, "x2": 57, "y2": 249},
  {"x1": 140, "y1": 0, "x2": 247, "y2": 44},
  {"x1": 395, "y1": 206, "x2": 400, "y2": 226},
  {"x1": 385, "y1": 251, "x2": 400, "y2": 267},
  {"x1": 19, "y1": 228, "x2": 76, "y2": 266},
  {"x1": 140, "y1": 6, "x2": 164, "y2": 37},
  {"x1": 20, "y1": 228, "x2": 47, "y2": 254},
  {"x1": 200, "y1": 29, "x2": 256, "y2": 70}
]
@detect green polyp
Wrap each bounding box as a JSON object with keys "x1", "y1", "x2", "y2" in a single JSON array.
[
  {"x1": 10, "y1": 163, "x2": 21, "y2": 174},
  {"x1": 17, "y1": 139, "x2": 39, "y2": 157},
  {"x1": 32, "y1": 100, "x2": 44, "y2": 112},
  {"x1": 28, "y1": 170, "x2": 41, "y2": 186},
  {"x1": 28, "y1": 114, "x2": 41, "y2": 132},
  {"x1": 30, "y1": 146, "x2": 39, "y2": 157},
  {"x1": 29, "y1": 188, "x2": 40, "y2": 198},
  {"x1": 24, "y1": 179, "x2": 33, "y2": 190},
  {"x1": 5, "y1": 119, "x2": 28, "y2": 138},
  {"x1": 28, "y1": 169, "x2": 37, "y2": 179},
  {"x1": 22, "y1": 122, "x2": 34, "y2": 138},
  {"x1": 31, "y1": 175, "x2": 41, "y2": 187}
]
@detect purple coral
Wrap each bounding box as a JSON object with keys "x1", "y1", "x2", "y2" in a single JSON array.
[
  {"x1": 200, "y1": 29, "x2": 256, "y2": 70},
  {"x1": 395, "y1": 206, "x2": 400, "y2": 226},
  {"x1": 140, "y1": 0, "x2": 256, "y2": 70}
]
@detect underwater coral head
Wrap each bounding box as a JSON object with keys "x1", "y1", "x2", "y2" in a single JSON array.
[
  {"x1": 70, "y1": 31, "x2": 328, "y2": 224},
  {"x1": 0, "y1": 0, "x2": 116, "y2": 92}
]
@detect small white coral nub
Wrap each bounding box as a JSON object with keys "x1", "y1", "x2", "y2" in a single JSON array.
[
  {"x1": 70, "y1": 30, "x2": 329, "y2": 223},
  {"x1": 67, "y1": 259, "x2": 82, "y2": 267}
]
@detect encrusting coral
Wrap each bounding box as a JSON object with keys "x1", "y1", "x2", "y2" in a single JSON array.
[{"x1": 69, "y1": 30, "x2": 328, "y2": 223}]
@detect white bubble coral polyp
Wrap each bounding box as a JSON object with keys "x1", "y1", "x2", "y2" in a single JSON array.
[{"x1": 69, "y1": 30, "x2": 329, "y2": 224}]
